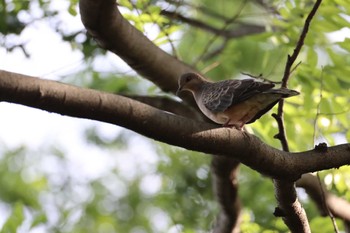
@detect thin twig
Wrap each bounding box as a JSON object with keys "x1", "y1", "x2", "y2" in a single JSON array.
[
  {"x1": 164, "y1": 0, "x2": 230, "y2": 22},
  {"x1": 312, "y1": 68, "x2": 323, "y2": 143},
  {"x1": 275, "y1": 0, "x2": 323, "y2": 150},
  {"x1": 290, "y1": 61, "x2": 302, "y2": 76},
  {"x1": 193, "y1": 0, "x2": 249, "y2": 66},
  {"x1": 201, "y1": 61, "x2": 220, "y2": 74},
  {"x1": 272, "y1": 2, "x2": 323, "y2": 233},
  {"x1": 316, "y1": 173, "x2": 340, "y2": 233},
  {"x1": 241, "y1": 72, "x2": 282, "y2": 84},
  {"x1": 128, "y1": 1, "x2": 180, "y2": 58},
  {"x1": 281, "y1": 0, "x2": 322, "y2": 87},
  {"x1": 319, "y1": 109, "x2": 350, "y2": 116},
  {"x1": 163, "y1": 28, "x2": 180, "y2": 59},
  {"x1": 313, "y1": 70, "x2": 340, "y2": 233},
  {"x1": 202, "y1": 39, "x2": 229, "y2": 61}
]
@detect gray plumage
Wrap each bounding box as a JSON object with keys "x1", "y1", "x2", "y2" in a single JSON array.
[{"x1": 177, "y1": 72, "x2": 299, "y2": 129}]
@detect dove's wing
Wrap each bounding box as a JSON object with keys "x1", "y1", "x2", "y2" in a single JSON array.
[
  {"x1": 245, "y1": 88, "x2": 300, "y2": 124},
  {"x1": 202, "y1": 79, "x2": 275, "y2": 112}
]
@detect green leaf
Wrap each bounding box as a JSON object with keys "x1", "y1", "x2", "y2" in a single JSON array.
[
  {"x1": 30, "y1": 213, "x2": 47, "y2": 229},
  {"x1": 337, "y1": 38, "x2": 350, "y2": 52},
  {"x1": 346, "y1": 130, "x2": 350, "y2": 142},
  {"x1": 307, "y1": 47, "x2": 318, "y2": 67},
  {"x1": 68, "y1": 5, "x2": 77, "y2": 16},
  {"x1": 119, "y1": 0, "x2": 133, "y2": 10},
  {"x1": 1, "y1": 202, "x2": 25, "y2": 233}
]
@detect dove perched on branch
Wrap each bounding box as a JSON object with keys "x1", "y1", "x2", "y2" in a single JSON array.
[{"x1": 177, "y1": 72, "x2": 299, "y2": 130}]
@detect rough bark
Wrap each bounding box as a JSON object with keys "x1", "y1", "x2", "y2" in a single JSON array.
[
  {"x1": 274, "y1": 180, "x2": 310, "y2": 233},
  {"x1": 79, "y1": 0, "x2": 196, "y2": 94},
  {"x1": 211, "y1": 157, "x2": 241, "y2": 233},
  {"x1": 1, "y1": 69, "x2": 349, "y2": 181}
]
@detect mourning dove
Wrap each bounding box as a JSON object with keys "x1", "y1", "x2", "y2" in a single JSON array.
[{"x1": 177, "y1": 72, "x2": 299, "y2": 129}]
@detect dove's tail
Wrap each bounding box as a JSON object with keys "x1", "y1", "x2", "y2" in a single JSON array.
[
  {"x1": 245, "y1": 88, "x2": 299, "y2": 124},
  {"x1": 265, "y1": 88, "x2": 300, "y2": 98}
]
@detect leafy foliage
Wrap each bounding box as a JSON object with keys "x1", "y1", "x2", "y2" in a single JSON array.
[{"x1": 0, "y1": 0, "x2": 349, "y2": 232}]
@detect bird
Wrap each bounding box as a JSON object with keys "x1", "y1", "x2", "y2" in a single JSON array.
[{"x1": 176, "y1": 72, "x2": 299, "y2": 130}]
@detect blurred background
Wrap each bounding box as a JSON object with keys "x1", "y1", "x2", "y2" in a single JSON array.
[{"x1": 0, "y1": 0, "x2": 349, "y2": 232}]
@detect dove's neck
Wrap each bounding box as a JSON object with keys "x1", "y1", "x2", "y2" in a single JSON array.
[
  {"x1": 192, "y1": 82, "x2": 207, "y2": 101},
  {"x1": 186, "y1": 79, "x2": 210, "y2": 102}
]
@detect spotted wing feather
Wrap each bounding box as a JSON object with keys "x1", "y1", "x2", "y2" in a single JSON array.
[{"x1": 202, "y1": 79, "x2": 275, "y2": 113}]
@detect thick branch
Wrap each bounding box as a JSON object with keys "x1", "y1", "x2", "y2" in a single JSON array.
[
  {"x1": 79, "y1": 0, "x2": 196, "y2": 93},
  {"x1": 1, "y1": 70, "x2": 350, "y2": 180},
  {"x1": 211, "y1": 157, "x2": 241, "y2": 233},
  {"x1": 274, "y1": 180, "x2": 310, "y2": 232},
  {"x1": 122, "y1": 95, "x2": 203, "y2": 120}
]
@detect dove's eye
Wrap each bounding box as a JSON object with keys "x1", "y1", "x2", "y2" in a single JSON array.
[
  {"x1": 186, "y1": 76, "x2": 192, "y2": 82},
  {"x1": 181, "y1": 75, "x2": 193, "y2": 84},
  {"x1": 180, "y1": 73, "x2": 199, "y2": 85}
]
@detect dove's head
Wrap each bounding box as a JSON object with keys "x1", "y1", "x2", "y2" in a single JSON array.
[{"x1": 176, "y1": 73, "x2": 207, "y2": 96}]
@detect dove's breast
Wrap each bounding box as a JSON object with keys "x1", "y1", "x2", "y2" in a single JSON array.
[{"x1": 195, "y1": 92, "x2": 283, "y2": 128}]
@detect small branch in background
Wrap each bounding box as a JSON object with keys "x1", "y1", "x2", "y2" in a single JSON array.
[
  {"x1": 201, "y1": 61, "x2": 220, "y2": 74},
  {"x1": 161, "y1": 10, "x2": 220, "y2": 34},
  {"x1": 163, "y1": 30, "x2": 180, "y2": 59},
  {"x1": 296, "y1": 174, "x2": 350, "y2": 223},
  {"x1": 255, "y1": 0, "x2": 279, "y2": 14},
  {"x1": 202, "y1": 39, "x2": 229, "y2": 61},
  {"x1": 6, "y1": 43, "x2": 30, "y2": 58},
  {"x1": 193, "y1": 0, "x2": 249, "y2": 66},
  {"x1": 160, "y1": 10, "x2": 264, "y2": 40},
  {"x1": 312, "y1": 68, "x2": 324, "y2": 143},
  {"x1": 133, "y1": 1, "x2": 181, "y2": 59},
  {"x1": 296, "y1": 174, "x2": 328, "y2": 216},
  {"x1": 312, "y1": 69, "x2": 339, "y2": 233},
  {"x1": 164, "y1": 0, "x2": 230, "y2": 22},
  {"x1": 290, "y1": 61, "x2": 302, "y2": 76},
  {"x1": 316, "y1": 173, "x2": 339, "y2": 233},
  {"x1": 241, "y1": 72, "x2": 282, "y2": 84}
]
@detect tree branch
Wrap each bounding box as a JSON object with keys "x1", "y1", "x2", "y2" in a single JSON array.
[
  {"x1": 79, "y1": 0, "x2": 196, "y2": 94},
  {"x1": 272, "y1": 1, "x2": 323, "y2": 232},
  {"x1": 274, "y1": 180, "x2": 310, "y2": 232},
  {"x1": 1, "y1": 69, "x2": 349, "y2": 180},
  {"x1": 164, "y1": 0, "x2": 230, "y2": 22},
  {"x1": 122, "y1": 95, "x2": 203, "y2": 120},
  {"x1": 297, "y1": 174, "x2": 350, "y2": 221},
  {"x1": 211, "y1": 157, "x2": 241, "y2": 233},
  {"x1": 275, "y1": 0, "x2": 323, "y2": 149},
  {"x1": 281, "y1": 0, "x2": 322, "y2": 87},
  {"x1": 161, "y1": 10, "x2": 265, "y2": 39}
]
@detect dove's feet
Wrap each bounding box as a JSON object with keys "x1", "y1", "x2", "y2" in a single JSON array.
[{"x1": 222, "y1": 120, "x2": 244, "y2": 131}]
